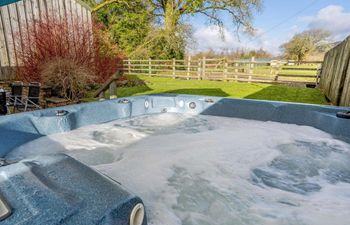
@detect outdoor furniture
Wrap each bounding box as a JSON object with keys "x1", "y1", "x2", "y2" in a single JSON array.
[
  {"x1": 0, "y1": 89, "x2": 8, "y2": 115},
  {"x1": 25, "y1": 82, "x2": 41, "y2": 111},
  {"x1": 7, "y1": 82, "x2": 41, "y2": 112},
  {"x1": 8, "y1": 82, "x2": 24, "y2": 111},
  {"x1": 15, "y1": 82, "x2": 41, "y2": 112}
]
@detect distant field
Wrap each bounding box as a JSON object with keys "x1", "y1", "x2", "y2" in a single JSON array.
[
  {"x1": 111, "y1": 75, "x2": 327, "y2": 105},
  {"x1": 253, "y1": 64, "x2": 319, "y2": 82},
  {"x1": 254, "y1": 64, "x2": 318, "y2": 75}
]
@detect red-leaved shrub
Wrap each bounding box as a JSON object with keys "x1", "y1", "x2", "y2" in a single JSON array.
[{"x1": 16, "y1": 14, "x2": 123, "y2": 84}]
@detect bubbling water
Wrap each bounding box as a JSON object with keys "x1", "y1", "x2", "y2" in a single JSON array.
[{"x1": 8, "y1": 113, "x2": 350, "y2": 225}]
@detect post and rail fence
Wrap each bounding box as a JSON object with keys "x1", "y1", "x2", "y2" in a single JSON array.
[{"x1": 120, "y1": 57, "x2": 323, "y2": 86}]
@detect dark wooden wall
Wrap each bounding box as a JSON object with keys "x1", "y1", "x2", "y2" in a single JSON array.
[
  {"x1": 0, "y1": 0, "x2": 92, "y2": 80},
  {"x1": 320, "y1": 36, "x2": 350, "y2": 106}
]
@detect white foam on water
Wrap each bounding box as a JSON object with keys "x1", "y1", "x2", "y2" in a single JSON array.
[{"x1": 8, "y1": 113, "x2": 350, "y2": 225}]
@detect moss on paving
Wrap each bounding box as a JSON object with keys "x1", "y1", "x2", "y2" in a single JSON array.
[{"x1": 113, "y1": 75, "x2": 327, "y2": 105}]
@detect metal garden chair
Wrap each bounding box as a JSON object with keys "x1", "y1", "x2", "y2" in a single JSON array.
[
  {"x1": 0, "y1": 89, "x2": 9, "y2": 115},
  {"x1": 23, "y1": 82, "x2": 41, "y2": 111},
  {"x1": 8, "y1": 82, "x2": 41, "y2": 112},
  {"x1": 8, "y1": 81, "x2": 25, "y2": 112}
]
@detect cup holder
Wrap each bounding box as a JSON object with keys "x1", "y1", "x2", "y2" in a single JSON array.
[
  {"x1": 189, "y1": 102, "x2": 196, "y2": 109},
  {"x1": 55, "y1": 110, "x2": 69, "y2": 117},
  {"x1": 118, "y1": 99, "x2": 130, "y2": 104},
  {"x1": 204, "y1": 98, "x2": 214, "y2": 103}
]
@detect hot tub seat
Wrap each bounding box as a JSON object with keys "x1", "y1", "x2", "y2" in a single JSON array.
[{"x1": 0, "y1": 154, "x2": 146, "y2": 225}]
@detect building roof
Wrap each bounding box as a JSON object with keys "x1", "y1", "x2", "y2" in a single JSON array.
[{"x1": 0, "y1": 0, "x2": 20, "y2": 7}]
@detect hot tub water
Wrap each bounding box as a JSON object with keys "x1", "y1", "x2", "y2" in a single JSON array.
[{"x1": 8, "y1": 113, "x2": 350, "y2": 225}]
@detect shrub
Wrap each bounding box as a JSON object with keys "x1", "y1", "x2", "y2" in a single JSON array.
[
  {"x1": 92, "y1": 23, "x2": 124, "y2": 82},
  {"x1": 15, "y1": 14, "x2": 122, "y2": 89},
  {"x1": 40, "y1": 58, "x2": 94, "y2": 100}
]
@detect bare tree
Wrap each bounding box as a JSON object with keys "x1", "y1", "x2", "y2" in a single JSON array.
[
  {"x1": 280, "y1": 29, "x2": 331, "y2": 61},
  {"x1": 150, "y1": 0, "x2": 262, "y2": 33}
]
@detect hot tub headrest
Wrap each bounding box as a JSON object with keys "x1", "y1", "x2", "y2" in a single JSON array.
[{"x1": 0, "y1": 154, "x2": 146, "y2": 225}]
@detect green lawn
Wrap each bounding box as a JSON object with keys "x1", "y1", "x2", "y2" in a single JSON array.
[
  {"x1": 252, "y1": 64, "x2": 319, "y2": 82},
  {"x1": 113, "y1": 75, "x2": 328, "y2": 105},
  {"x1": 254, "y1": 64, "x2": 319, "y2": 75}
]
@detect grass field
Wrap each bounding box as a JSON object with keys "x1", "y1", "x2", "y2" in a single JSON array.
[
  {"x1": 254, "y1": 64, "x2": 318, "y2": 75},
  {"x1": 112, "y1": 75, "x2": 328, "y2": 105}
]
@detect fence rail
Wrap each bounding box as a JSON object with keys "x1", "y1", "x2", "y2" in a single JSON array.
[{"x1": 121, "y1": 58, "x2": 322, "y2": 85}]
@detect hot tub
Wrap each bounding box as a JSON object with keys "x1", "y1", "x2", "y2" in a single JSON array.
[{"x1": 0, "y1": 94, "x2": 350, "y2": 225}]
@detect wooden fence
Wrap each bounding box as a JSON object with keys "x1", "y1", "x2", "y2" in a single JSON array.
[
  {"x1": 0, "y1": 0, "x2": 92, "y2": 80},
  {"x1": 122, "y1": 58, "x2": 322, "y2": 85},
  {"x1": 320, "y1": 36, "x2": 350, "y2": 106}
]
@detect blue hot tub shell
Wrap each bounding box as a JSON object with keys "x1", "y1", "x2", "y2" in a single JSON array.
[
  {"x1": 0, "y1": 154, "x2": 145, "y2": 225},
  {"x1": 0, "y1": 94, "x2": 349, "y2": 225}
]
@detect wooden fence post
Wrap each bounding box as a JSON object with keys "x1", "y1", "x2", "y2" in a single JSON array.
[
  {"x1": 250, "y1": 57, "x2": 255, "y2": 74},
  {"x1": 275, "y1": 61, "x2": 282, "y2": 81},
  {"x1": 234, "y1": 62, "x2": 238, "y2": 82},
  {"x1": 187, "y1": 56, "x2": 191, "y2": 80},
  {"x1": 109, "y1": 79, "x2": 117, "y2": 99},
  {"x1": 99, "y1": 92, "x2": 105, "y2": 99},
  {"x1": 148, "y1": 58, "x2": 152, "y2": 76},
  {"x1": 94, "y1": 73, "x2": 119, "y2": 100},
  {"x1": 274, "y1": 67, "x2": 279, "y2": 82},
  {"x1": 223, "y1": 58, "x2": 228, "y2": 81},
  {"x1": 270, "y1": 61, "x2": 274, "y2": 75},
  {"x1": 316, "y1": 65, "x2": 321, "y2": 87},
  {"x1": 202, "y1": 56, "x2": 206, "y2": 79},
  {"x1": 197, "y1": 60, "x2": 201, "y2": 80},
  {"x1": 128, "y1": 59, "x2": 131, "y2": 75},
  {"x1": 172, "y1": 58, "x2": 176, "y2": 79},
  {"x1": 272, "y1": 61, "x2": 279, "y2": 82}
]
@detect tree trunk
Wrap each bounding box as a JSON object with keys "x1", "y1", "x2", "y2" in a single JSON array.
[{"x1": 164, "y1": 0, "x2": 180, "y2": 33}]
